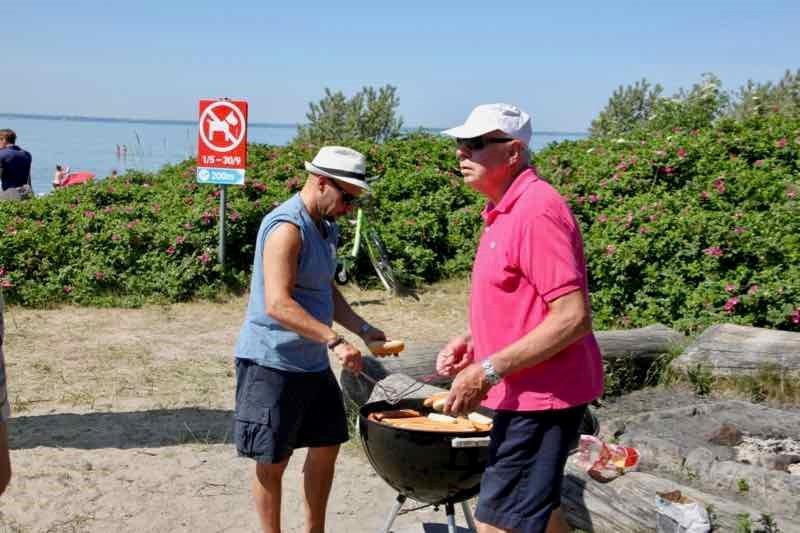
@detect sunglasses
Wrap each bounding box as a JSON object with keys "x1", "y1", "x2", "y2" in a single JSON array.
[
  {"x1": 456, "y1": 137, "x2": 514, "y2": 151},
  {"x1": 328, "y1": 179, "x2": 360, "y2": 205}
]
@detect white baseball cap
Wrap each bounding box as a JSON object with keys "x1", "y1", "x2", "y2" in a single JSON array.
[
  {"x1": 304, "y1": 146, "x2": 373, "y2": 191},
  {"x1": 442, "y1": 103, "x2": 532, "y2": 146}
]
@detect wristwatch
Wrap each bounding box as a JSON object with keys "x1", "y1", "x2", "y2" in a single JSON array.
[
  {"x1": 481, "y1": 359, "x2": 502, "y2": 386},
  {"x1": 327, "y1": 335, "x2": 346, "y2": 350}
]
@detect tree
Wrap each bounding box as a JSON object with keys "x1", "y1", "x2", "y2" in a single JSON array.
[
  {"x1": 294, "y1": 85, "x2": 404, "y2": 145},
  {"x1": 589, "y1": 79, "x2": 664, "y2": 138},
  {"x1": 730, "y1": 69, "x2": 800, "y2": 119}
]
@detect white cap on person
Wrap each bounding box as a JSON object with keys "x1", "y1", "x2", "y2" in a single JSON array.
[{"x1": 442, "y1": 103, "x2": 532, "y2": 146}]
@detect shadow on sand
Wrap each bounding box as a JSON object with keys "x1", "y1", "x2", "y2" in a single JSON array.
[{"x1": 9, "y1": 408, "x2": 233, "y2": 450}]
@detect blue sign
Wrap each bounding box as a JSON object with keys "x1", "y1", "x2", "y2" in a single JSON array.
[{"x1": 196, "y1": 167, "x2": 245, "y2": 186}]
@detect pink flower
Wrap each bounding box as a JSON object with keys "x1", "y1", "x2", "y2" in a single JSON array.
[
  {"x1": 725, "y1": 283, "x2": 737, "y2": 293},
  {"x1": 95, "y1": 271, "x2": 105, "y2": 281},
  {"x1": 198, "y1": 252, "x2": 212, "y2": 265},
  {"x1": 252, "y1": 182, "x2": 267, "y2": 193},
  {"x1": 748, "y1": 285, "x2": 759, "y2": 295},
  {"x1": 63, "y1": 286, "x2": 73, "y2": 294},
  {"x1": 0, "y1": 266, "x2": 5, "y2": 277},
  {"x1": 229, "y1": 211, "x2": 241, "y2": 222},
  {"x1": 183, "y1": 222, "x2": 194, "y2": 230},
  {"x1": 664, "y1": 166, "x2": 674, "y2": 175},
  {"x1": 677, "y1": 148, "x2": 687, "y2": 159},
  {"x1": 597, "y1": 214, "x2": 608, "y2": 223},
  {"x1": 175, "y1": 235, "x2": 186, "y2": 245},
  {"x1": 588, "y1": 194, "x2": 599, "y2": 204},
  {"x1": 623, "y1": 212, "x2": 634, "y2": 228},
  {"x1": 111, "y1": 233, "x2": 121, "y2": 242},
  {"x1": 754, "y1": 159, "x2": 765, "y2": 167},
  {"x1": 776, "y1": 138, "x2": 788, "y2": 148},
  {"x1": 703, "y1": 246, "x2": 723, "y2": 257},
  {"x1": 605, "y1": 245, "x2": 616, "y2": 256},
  {"x1": 0, "y1": 279, "x2": 13, "y2": 289},
  {"x1": 787, "y1": 188, "x2": 797, "y2": 199},
  {"x1": 791, "y1": 308, "x2": 800, "y2": 324},
  {"x1": 639, "y1": 226, "x2": 650, "y2": 234},
  {"x1": 724, "y1": 297, "x2": 739, "y2": 314},
  {"x1": 84, "y1": 210, "x2": 96, "y2": 218},
  {"x1": 103, "y1": 206, "x2": 114, "y2": 214},
  {"x1": 127, "y1": 220, "x2": 139, "y2": 229},
  {"x1": 713, "y1": 178, "x2": 726, "y2": 194},
  {"x1": 166, "y1": 245, "x2": 176, "y2": 256},
  {"x1": 575, "y1": 195, "x2": 585, "y2": 205},
  {"x1": 734, "y1": 226, "x2": 746, "y2": 235},
  {"x1": 616, "y1": 161, "x2": 629, "y2": 171},
  {"x1": 649, "y1": 214, "x2": 658, "y2": 222}
]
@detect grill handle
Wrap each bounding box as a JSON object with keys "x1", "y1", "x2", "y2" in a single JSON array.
[{"x1": 451, "y1": 437, "x2": 491, "y2": 448}]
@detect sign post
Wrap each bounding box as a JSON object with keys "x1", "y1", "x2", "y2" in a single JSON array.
[{"x1": 196, "y1": 98, "x2": 248, "y2": 266}]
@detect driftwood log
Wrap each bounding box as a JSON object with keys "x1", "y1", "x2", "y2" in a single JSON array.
[
  {"x1": 671, "y1": 324, "x2": 800, "y2": 378},
  {"x1": 562, "y1": 461, "x2": 800, "y2": 532},
  {"x1": 342, "y1": 325, "x2": 684, "y2": 405}
]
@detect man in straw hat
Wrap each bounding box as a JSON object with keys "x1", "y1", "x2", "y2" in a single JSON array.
[
  {"x1": 234, "y1": 146, "x2": 391, "y2": 532},
  {"x1": 435, "y1": 104, "x2": 604, "y2": 533}
]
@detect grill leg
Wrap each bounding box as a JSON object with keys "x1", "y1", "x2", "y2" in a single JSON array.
[
  {"x1": 380, "y1": 493, "x2": 406, "y2": 533},
  {"x1": 460, "y1": 501, "x2": 477, "y2": 532},
  {"x1": 445, "y1": 502, "x2": 457, "y2": 533}
]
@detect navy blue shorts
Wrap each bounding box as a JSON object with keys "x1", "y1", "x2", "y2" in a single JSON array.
[
  {"x1": 234, "y1": 359, "x2": 349, "y2": 463},
  {"x1": 475, "y1": 405, "x2": 586, "y2": 533}
]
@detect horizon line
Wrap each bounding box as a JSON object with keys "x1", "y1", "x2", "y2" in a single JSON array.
[{"x1": 0, "y1": 111, "x2": 588, "y2": 137}]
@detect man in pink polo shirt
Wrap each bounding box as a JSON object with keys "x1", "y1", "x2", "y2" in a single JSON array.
[{"x1": 436, "y1": 103, "x2": 603, "y2": 533}]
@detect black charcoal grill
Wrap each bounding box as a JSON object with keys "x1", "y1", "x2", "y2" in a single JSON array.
[{"x1": 359, "y1": 398, "x2": 493, "y2": 532}]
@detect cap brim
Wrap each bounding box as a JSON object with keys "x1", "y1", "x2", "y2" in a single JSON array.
[
  {"x1": 304, "y1": 161, "x2": 373, "y2": 192},
  {"x1": 441, "y1": 123, "x2": 496, "y2": 139}
]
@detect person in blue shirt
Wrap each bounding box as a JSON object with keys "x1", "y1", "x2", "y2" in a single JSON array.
[
  {"x1": 0, "y1": 129, "x2": 33, "y2": 201},
  {"x1": 234, "y1": 146, "x2": 390, "y2": 533}
]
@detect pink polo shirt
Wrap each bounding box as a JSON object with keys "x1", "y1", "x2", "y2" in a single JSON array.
[{"x1": 470, "y1": 168, "x2": 604, "y2": 411}]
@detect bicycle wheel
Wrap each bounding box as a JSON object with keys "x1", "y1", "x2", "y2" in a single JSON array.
[{"x1": 365, "y1": 228, "x2": 399, "y2": 294}]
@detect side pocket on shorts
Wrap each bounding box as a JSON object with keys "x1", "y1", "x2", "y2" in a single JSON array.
[{"x1": 235, "y1": 401, "x2": 272, "y2": 426}]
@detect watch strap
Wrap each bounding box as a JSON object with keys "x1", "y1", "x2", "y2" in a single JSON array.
[
  {"x1": 327, "y1": 335, "x2": 346, "y2": 350},
  {"x1": 481, "y1": 359, "x2": 502, "y2": 386}
]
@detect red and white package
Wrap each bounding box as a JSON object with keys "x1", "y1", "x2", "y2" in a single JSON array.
[{"x1": 573, "y1": 434, "x2": 640, "y2": 482}]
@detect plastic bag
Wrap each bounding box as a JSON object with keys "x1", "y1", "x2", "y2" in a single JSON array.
[
  {"x1": 573, "y1": 434, "x2": 640, "y2": 482},
  {"x1": 654, "y1": 491, "x2": 711, "y2": 533}
]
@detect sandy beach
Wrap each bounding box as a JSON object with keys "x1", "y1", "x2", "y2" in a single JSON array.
[{"x1": 0, "y1": 281, "x2": 476, "y2": 532}]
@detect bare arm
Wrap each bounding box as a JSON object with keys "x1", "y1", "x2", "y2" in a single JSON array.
[
  {"x1": 490, "y1": 289, "x2": 592, "y2": 376},
  {"x1": 331, "y1": 285, "x2": 369, "y2": 334},
  {"x1": 444, "y1": 289, "x2": 592, "y2": 415}
]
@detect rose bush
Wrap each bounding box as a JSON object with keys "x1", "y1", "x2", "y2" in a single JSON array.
[{"x1": 0, "y1": 114, "x2": 797, "y2": 333}]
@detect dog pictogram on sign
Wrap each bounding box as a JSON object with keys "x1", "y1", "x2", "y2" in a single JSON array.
[{"x1": 200, "y1": 101, "x2": 247, "y2": 152}]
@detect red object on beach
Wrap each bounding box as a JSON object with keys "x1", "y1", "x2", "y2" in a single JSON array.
[{"x1": 61, "y1": 171, "x2": 95, "y2": 187}]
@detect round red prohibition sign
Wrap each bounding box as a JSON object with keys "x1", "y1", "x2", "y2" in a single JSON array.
[{"x1": 200, "y1": 101, "x2": 247, "y2": 153}]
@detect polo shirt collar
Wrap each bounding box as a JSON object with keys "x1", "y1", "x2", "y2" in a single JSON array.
[{"x1": 481, "y1": 167, "x2": 539, "y2": 222}]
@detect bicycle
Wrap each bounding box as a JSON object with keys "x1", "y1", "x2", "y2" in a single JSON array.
[{"x1": 335, "y1": 207, "x2": 400, "y2": 295}]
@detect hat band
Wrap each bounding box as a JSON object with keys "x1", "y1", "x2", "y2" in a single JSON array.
[{"x1": 313, "y1": 165, "x2": 366, "y2": 180}]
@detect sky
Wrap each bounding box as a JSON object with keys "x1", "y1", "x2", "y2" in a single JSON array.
[{"x1": 4, "y1": 0, "x2": 799, "y2": 132}]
